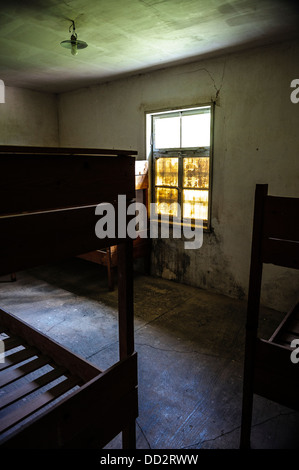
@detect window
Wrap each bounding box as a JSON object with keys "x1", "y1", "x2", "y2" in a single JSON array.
[{"x1": 148, "y1": 105, "x2": 213, "y2": 230}]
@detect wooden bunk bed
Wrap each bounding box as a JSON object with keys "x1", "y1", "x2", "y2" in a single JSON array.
[
  {"x1": 78, "y1": 159, "x2": 151, "y2": 290},
  {"x1": 0, "y1": 145, "x2": 138, "y2": 449},
  {"x1": 240, "y1": 184, "x2": 299, "y2": 449}
]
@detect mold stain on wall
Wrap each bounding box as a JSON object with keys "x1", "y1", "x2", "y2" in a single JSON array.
[{"x1": 151, "y1": 230, "x2": 246, "y2": 301}]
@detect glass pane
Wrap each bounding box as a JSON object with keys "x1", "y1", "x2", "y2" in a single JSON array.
[
  {"x1": 183, "y1": 190, "x2": 209, "y2": 220},
  {"x1": 181, "y1": 112, "x2": 211, "y2": 147},
  {"x1": 154, "y1": 116, "x2": 180, "y2": 149},
  {"x1": 155, "y1": 187, "x2": 178, "y2": 216},
  {"x1": 155, "y1": 157, "x2": 178, "y2": 187},
  {"x1": 183, "y1": 157, "x2": 209, "y2": 189}
]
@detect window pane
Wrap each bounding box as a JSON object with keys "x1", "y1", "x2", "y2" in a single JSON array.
[
  {"x1": 155, "y1": 157, "x2": 178, "y2": 187},
  {"x1": 181, "y1": 112, "x2": 211, "y2": 147},
  {"x1": 183, "y1": 190, "x2": 209, "y2": 220},
  {"x1": 155, "y1": 187, "x2": 178, "y2": 216},
  {"x1": 183, "y1": 157, "x2": 209, "y2": 189},
  {"x1": 154, "y1": 116, "x2": 180, "y2": 149}
]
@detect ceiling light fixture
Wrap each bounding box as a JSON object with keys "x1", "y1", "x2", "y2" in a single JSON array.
[{"x1": 60, "y1": 20, "x2": 88, "y2": 56}]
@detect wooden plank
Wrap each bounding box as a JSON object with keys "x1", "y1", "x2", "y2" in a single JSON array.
[
  {"x1": 0, "y1": 375, "x2": 80, "y2": 434},
  {"x1": 0, "y1": 145, "x2": 137, "y2": 156},
  {"x1": 262, "y1": 238, "x2": 299, "y2": 269},
  {"x1": 0, "y1": 347, "x2": 38, "y2": 372},
  {"x1": 78, "y1": 248, "x2": 118, "y2": 267},
  {"x1": 0, "y1": 154, "x2": 135, "y2": 216},
  {"x1": 2, "y1": 336, "x2": 23, "y2": 352},
  {"x1": 1, "y1": 352, "x2": 138, "y2": 449},
  {"x1": 0, "y1": 310, "x2": 102, "y2": 382},
  {"x1": 0, "y1": 204, "x2": 126, "y2": 276},
  {"x1": 79, "y1": 237, "x2": 149, "y2": 266},
  {"x1": 264, "y1": 195, "x2": 299, "y2": 242},
  {"x1": 78, "y1": 388, "x2": 138, "y2": 450},
  {"x1": 0, "y1": 365, "x2": 67, "y2": 409},
  {"x1": 0, "y1": 356, "x2": 49, "y2": 387}
]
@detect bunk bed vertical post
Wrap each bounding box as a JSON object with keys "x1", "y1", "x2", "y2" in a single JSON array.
[
  {"x1": 117, "y1": 237, "x2": 136, "y2": 448},
  {"x1": 118, "y1": 238, "x2": 135, "y2": 359},
  {"x1": 240, "y1": 184, "x2": 268, "y2": 449},
  {"x1": 106, "y1": 247, "x2": 114, "y2": 291}
]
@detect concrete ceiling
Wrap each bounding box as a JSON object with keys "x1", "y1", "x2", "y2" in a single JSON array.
[{"x1": 0, "y1": 0, "x2": 298, "y2": 94}]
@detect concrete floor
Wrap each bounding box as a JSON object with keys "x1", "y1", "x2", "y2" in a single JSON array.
[{"x1": 1, "y1": 257, "x2": 299, "y2": 450}]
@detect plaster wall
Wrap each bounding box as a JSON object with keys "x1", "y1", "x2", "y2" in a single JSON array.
[
  {"x1": 59, "y1": 40, "x2": 299, "y2": 312},
  {"x1": 0, "y1": 86, "x2": 59, "y2": 146}
]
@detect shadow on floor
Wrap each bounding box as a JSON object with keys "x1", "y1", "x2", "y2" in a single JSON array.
[{"x1": 0, "y1": 257, "x2": 298, "y2": 449}]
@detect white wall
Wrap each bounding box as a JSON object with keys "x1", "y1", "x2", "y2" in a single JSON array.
[
  {"x1": 0, "y1": 86, "x2": 59, "y2": 146},
  {"x1": 59, "y1": 39, "x2": 299, "y2": 312}
]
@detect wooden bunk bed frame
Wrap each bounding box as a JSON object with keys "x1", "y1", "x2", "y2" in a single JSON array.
[
  {"x1": 78, "y1": 160, "x2": 151, "y2": 290},
  {"x1": 0, "y1": 145, "x2": 138, "y2": 449},
  {"x1": 240, "y1": 184, "x2": 299, "y2": 449}
]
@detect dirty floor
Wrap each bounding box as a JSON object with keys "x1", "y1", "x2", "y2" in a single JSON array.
[{"x1": 0, "y1": 257, "x2": 299, "y2": 450}]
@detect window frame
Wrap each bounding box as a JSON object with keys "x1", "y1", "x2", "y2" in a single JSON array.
[{"x1": 147, "y1": 104, "x2": 214, "y2": 232}]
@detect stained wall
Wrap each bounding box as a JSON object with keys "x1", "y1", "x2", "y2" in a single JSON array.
[{"x1": 58, "y1": 39, "x2": 299, "y2": 311}]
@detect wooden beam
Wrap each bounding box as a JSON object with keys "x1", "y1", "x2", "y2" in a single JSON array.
[{"x1": 0, "y1": 145, "x2": 137, "y2": 156}]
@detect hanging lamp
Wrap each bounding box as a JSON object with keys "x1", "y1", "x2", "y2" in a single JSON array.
[{"x1": 60, "y1": 20, "x2": 88, "y2": 56}]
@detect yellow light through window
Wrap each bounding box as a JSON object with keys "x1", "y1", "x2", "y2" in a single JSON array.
[
  {"x1": 155, "y1": 187, "x2": 178, "y2": 216},
  {"x1": 183, "y1": 190, "x2": 209, "y2": 221},
  {"x1": 183, "y1": 157, "x2": 209, "y2": 189},
  {"x1": 155, "y1": 157, "x2": 178, "y2": 187}
]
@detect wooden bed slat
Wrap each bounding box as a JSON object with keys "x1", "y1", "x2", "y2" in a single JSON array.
[
  {"x1": 0, "y1": 375, "x2": 80, "y2": 434},
  {"x1": 0, "y1": 347, "x2": 38, "y2": 372},
  {"x1": 2, "y1": 336, "x2": 23, "y2": 352},
  {"x1": 0, "y1": 309, "x2": 102, "y2": 383},
  {"x1": 1, "y1": 352, "x2": 138, "y2": 449},
  {"x1": 0, "y1": 355, "x2": 49, "y2": 387},
  {"x1": 0, "y1": 365, "x2": 67, "y2": 410}
]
